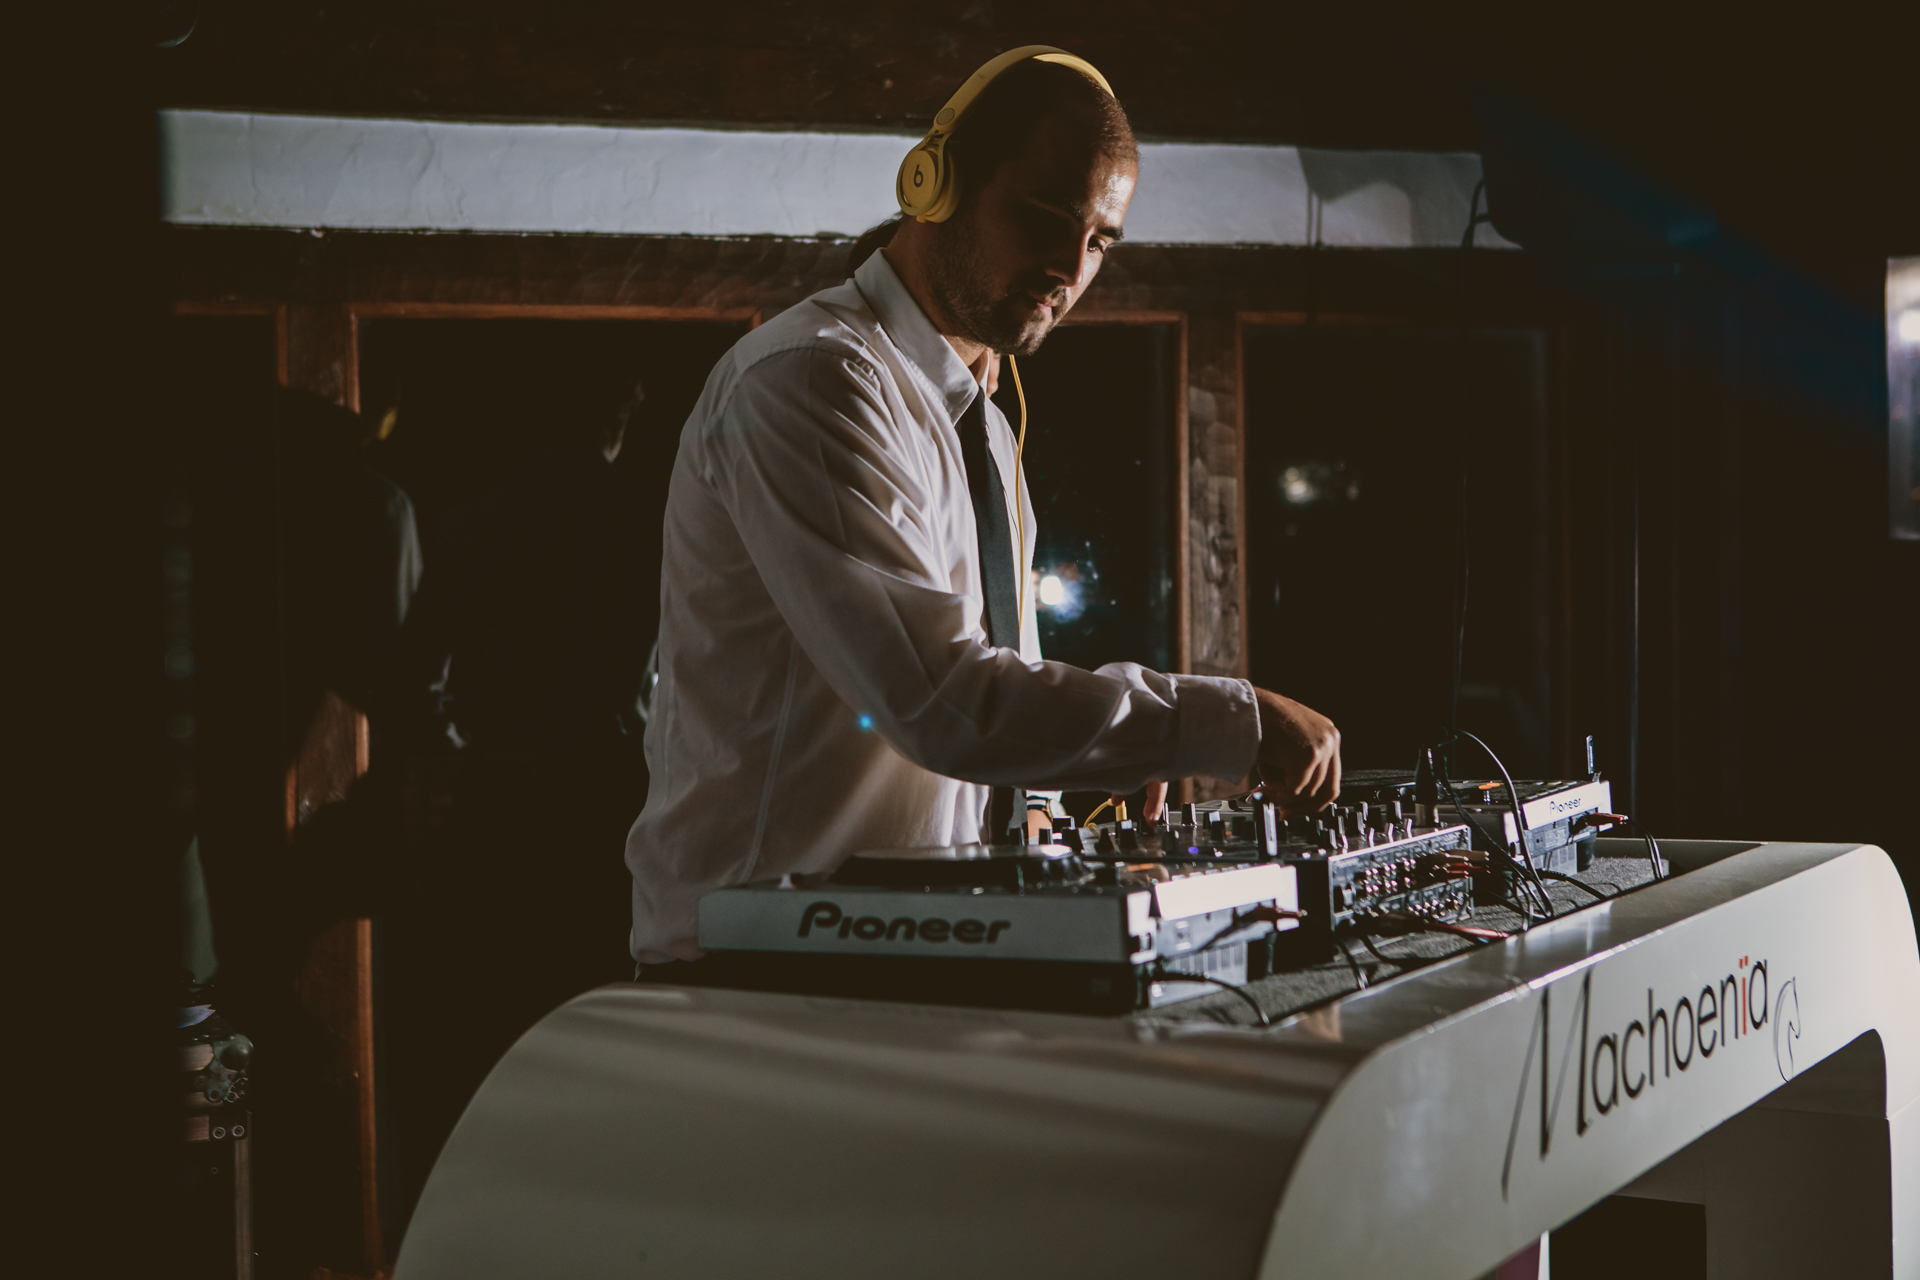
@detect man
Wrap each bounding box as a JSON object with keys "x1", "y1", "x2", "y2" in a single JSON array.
[{"x1": 629, "y1": 53, "x2": 1339, "y2": 967}]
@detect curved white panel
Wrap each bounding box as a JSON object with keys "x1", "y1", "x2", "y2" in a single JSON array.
[{"x1": 396, "y1": 842, "x2": 1917, "y2": 1279}]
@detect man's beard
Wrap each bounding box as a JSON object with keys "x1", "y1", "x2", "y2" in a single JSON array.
[{"x1": 926, "y1": 209, "x2": 1069, "y2": 357}]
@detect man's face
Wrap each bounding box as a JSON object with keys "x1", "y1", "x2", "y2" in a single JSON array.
[{"x1": 927, "y1": 116, "x2": 1136, "y2": 357}]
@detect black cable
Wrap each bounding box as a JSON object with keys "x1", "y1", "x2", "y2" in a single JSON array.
[
  {"x1": 1195, "y1": 904, "x2": 1301, "y2": 954},
  {"x1": 1374, "y1": 910, "x2": 1511, "y2": 947},
  {"x1": 1155, "y1": 968, "x2": 1271, "y2": 1027},
  {"x1": 1435, "y1": 767, "x2": 1549, "y2": 924},
  {"x1": 1335, "y1": 935, "x2": 1370, "y2": 989},
  {"x1": 1537, "y1": 869, "x2": 1616, "y2": 901},
  {"x1": 1640, "y1": 826, "x2": 1666, "y2": 880},
  {"x1": 1358, "y1": 932, "x2": 1406, "y2": 971},
  {"x1": 1461, "y1": 178, "x2": 1490, "y2": 251},
  {"x1": 1359, "y1": 925, "x2": 1480, "y2": 978},
  {"x1": 1452, "y1": 731, "x2": 1556, "y2": 914}
]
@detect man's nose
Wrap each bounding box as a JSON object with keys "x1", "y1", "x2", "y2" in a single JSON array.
[{"x1": 1042, "y1": 232, "x2": 1096, "y2": 294}]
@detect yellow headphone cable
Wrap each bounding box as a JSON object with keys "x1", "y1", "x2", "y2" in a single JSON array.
[{"x1": 1008, "y1": 352, "x2": 1029, "y2": 636}]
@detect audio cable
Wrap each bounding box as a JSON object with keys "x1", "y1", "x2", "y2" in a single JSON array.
[
  {"x1": 1432, "y1": 733, "x2": 1556, "y2": 921},
  {"x1": 1150, "y1": 964, "x2": 1271, "y2": 1027},
  {"x1": 1008, "y1": 352, "x2": 1030, "y2": 632}
]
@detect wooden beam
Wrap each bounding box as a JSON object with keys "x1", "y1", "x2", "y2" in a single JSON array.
[
  {"x1": 281, "y1": 299, "x2": 384, "y2": 1277},
  {"x1": 348, "y1": 301, "x2": 761, "y2": 324}
]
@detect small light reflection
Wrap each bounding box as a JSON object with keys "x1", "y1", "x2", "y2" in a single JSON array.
[
  {"x1": 1278, "y1": 460, "x2": 1361, "y2": 508},
  {"x1": 1031, "y1": 562, "x2": 1088, "y2": 621}
]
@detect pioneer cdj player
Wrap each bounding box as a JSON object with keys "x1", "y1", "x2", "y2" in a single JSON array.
[
  {"x1": 698, "y1": 843, "x2": 1300, "y2": 1015},
  {"x1": 697, "y1": 802, "x2": 1481, "y2": 1012}
]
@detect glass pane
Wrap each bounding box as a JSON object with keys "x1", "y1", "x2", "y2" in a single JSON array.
[
  {"x1": 357, "y1": 318, "x2": 745, "y2": 686},
  {"x1": 357, "y1": 319, "x2": 745, "y2": 563},
  {"x1": 993, "y1": 322, "x2": 1179, "y2": 819},
  {"x1": 992, "y1": 323, "x2": 1178, "y2": 674},
  {"x1": 1243, "y1": 323, "x2": 1552, "y2": 776}
]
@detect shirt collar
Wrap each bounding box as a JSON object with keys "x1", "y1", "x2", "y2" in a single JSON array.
[{"x1": 854, "y1": 248, "x2": 983, "y2": 424}]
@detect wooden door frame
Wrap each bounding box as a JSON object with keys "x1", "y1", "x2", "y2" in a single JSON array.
[
  {"x1": 169, "y1": 299, "x2": 289, "y2": 385},
  {"x1": 348, "y1": 300, "x2": 762, "y2": 323},
  {"x1": 345, "y1": 300, "x2": 764, "y2": 408}
]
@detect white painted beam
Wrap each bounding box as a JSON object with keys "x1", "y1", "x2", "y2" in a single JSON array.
[{"x1": 159, "y1": 109, "x2": 1515, "y2": 249}]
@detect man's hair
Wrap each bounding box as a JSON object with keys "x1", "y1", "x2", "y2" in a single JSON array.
[
  {"x1": 945, "y1": 58, "x2": 1136, "y2": 199},
  {"x1": 846, "y1": 59, "x2": 1136, "y2": 276},
  {"x1": 848, "y1": 215, "x2": 905, "y2": 275}
]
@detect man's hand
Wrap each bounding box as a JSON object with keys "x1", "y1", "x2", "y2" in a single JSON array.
[
  {"x1": 1101, "y1": 780, "x2": 1169, "y2": 824},
  {"x1": 1253, "y1": 689, "x2": 1341, "y2": 815},
  {"x1": 1107, "y1": 690, "x2": 1335, "y2": 824}
]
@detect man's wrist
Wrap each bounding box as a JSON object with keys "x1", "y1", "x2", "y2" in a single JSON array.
[{"x1": 1167, "y1": 675, "x2": 1261, "y2": 783}]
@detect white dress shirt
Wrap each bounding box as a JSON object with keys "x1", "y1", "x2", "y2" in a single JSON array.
[{"x1": 627, "y1": 251, "x2": 1261, "y2": 962}]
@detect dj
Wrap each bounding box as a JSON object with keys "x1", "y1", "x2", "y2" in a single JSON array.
[{"x1": 628, "y1": 47, "x2": 1340, "y2": 967}]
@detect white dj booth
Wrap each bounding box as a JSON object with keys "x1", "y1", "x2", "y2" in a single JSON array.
[{"x1": 397, "y1": 840, "x2": 1918, "y2": 1279}]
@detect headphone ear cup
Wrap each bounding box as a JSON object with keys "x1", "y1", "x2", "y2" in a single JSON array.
[{"x1": 897, "y1": 142, "x2": 960, "y2": 223}]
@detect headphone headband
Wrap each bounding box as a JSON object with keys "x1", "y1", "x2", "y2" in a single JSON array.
[{"x1": 895, "y1": 46, "x2": 1114, "y2": 223}]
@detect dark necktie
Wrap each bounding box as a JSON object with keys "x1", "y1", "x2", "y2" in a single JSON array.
[
  {"x1": 956, "y1": 391, "x2": 1020, "y2": 650},
  {"x1": 956, "y1": 390, "x2": 1022, "y2": 841}
]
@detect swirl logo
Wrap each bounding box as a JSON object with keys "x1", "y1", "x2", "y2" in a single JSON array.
[{"x1": 1773, "y1": 978, "x2": 1802, "y2": 1081}]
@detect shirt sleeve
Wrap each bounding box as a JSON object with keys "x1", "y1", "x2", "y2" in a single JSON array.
[{"x1": 702, "y1": 345, "x2": 1260, "y2": 794}]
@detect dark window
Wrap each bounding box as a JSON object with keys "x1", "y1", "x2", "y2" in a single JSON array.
[
  {"x1": 994, "y1": 321, "x2": 1180, "y2": 817},
  {"x1": 357, "y1": 318, "x2": 745, "y2": 558},
  {"x1": 357, "y1": 317, "x2": 746, "y2": 652},
  {"x1": 1243, "y1": 324, "x2": 1552, "y2": 776},
  {"x1": 992, "y1": 322, "x2": 1179, "y2": 674}
]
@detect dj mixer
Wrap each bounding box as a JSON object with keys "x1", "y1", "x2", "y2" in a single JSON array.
[
  {"x1": 1340, "y1": 768, "x2": 1617, "y2": 904},
  {"x1": 694, "y1": 747, "x2": 1613, "y2": 1013}
]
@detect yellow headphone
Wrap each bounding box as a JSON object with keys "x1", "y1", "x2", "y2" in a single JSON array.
[{"x1": 895, "y1": 45, "x2": 1115, "y2": 224}]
